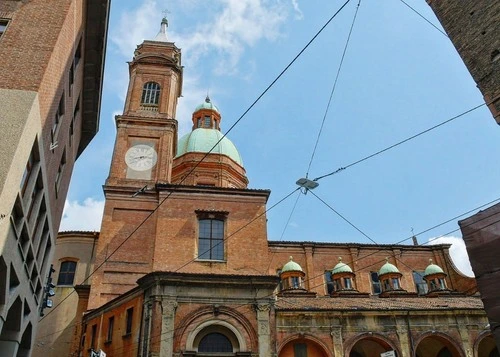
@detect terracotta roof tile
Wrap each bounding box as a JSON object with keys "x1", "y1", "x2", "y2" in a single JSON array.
[{"x1": 276, "y1": 296, "x2": 484, "y2": 311}]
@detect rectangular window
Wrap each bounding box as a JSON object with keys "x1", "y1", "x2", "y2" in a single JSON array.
[
  {"x1": 90, "y1": 324, "x2": 97, "y2": 349},
  {"x1": 51, "y1": 95, "x2": 65, "y2": 148},
  {"x1": 392, "y1": 278, "x2": 400, "y2": 289},
  {"x1": 26, "y1": 173, "x2": 42, "y2": 223},
  {"x1": 370, "y1": 271, "x2": 381, "y2": 295},
  {"x1": 413, "y1": 271, "x2": 428, "y2": 295},
  {"x1": 0, "y1": 19, "x2": 9, "y2": 38},
  {"x1": 294, "y1": 343, "x2": 308, "y2": 357},
  {"x1": 125, "y1": 307, "x2": 133, "y2": 335},
  {"x1": 74, "y1": 38, "x2": 82, "y2": 67},
  {"x1": 198, "y1": 219, "x2": 224, "y2": 260},
  {"x1": 344, "y1": 277, "x2": 352, "y2": 289},
  {"x1": 20, "y1": 142, "x2": 39, "y2": 195},
  {"x1": 324, "y1": 271, "x2": 333, "y2": 295},
  {"x1": 55, "y1": 150, "x2": 66, "y2": 197},
  {"x1": 204, "y1": 116, "x2": 211, "y2": 128},
  {"x1": 107, "y1": 316, "x2": 114, "y2": 342},
  {"x1": 57, "y1": 261, "x2": 77, "y2": 285}
]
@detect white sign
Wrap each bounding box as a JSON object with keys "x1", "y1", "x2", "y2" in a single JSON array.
[
  {"x1": 98, "y1": 351, "x2": 106, "y2": 357},
  {"x1": 380, "y1": 352, "x2": 396, "y2": 357}
]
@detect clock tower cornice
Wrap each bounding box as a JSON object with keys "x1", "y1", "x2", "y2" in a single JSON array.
[{"x1": 115, "y1": 114, "x2": 177, "y2": 128}]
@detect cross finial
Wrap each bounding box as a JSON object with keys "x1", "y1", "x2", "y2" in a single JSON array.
[{"x1": 161, "y1": 9, "x2": 170, "y2": 26}]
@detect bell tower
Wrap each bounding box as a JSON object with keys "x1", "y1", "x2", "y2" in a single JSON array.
[
  {"x1": 107, "y1": 17, "x2": 182, "y2": 185},
  {"x1": 88, "y1": 19, "x2": 184, "y2": 308}
]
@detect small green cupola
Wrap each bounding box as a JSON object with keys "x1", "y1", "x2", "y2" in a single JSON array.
[
  {"x1": 423, "y1": 259, "x2": 448, "y2": 293},
  {"x1": 378, "y1": 258, "x2": 405, "y2": 296},
  {"x1": 330, "y1": 257, "x2": 358, "y2": 296},
  {"x1": 278, "y1": 257, "x2": 316, "y2": 298}
]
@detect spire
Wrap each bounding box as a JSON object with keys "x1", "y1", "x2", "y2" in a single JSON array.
[{"x1": 154, "y1": 17, "x2": 169, "y2": 42}]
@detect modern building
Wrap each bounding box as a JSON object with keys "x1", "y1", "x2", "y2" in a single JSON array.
[
  {"x1": 33, "y1": 19, "x2": 499, "y2": 357},
  {"x1": 0, "y1": 1, "x2": 109, "y2": 356},
  {"x1": 426, "y1": 0, "x2": 500, "y2": 125}
]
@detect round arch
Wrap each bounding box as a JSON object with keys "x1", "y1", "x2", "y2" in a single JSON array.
[
  {"x1": 278, "y1": 334, "x2": 331, "y2": 357},
  {"x1": 414, "y1": 331, "x2": 465, "y2": 357},
  {"x1": 186, "y1": 319, "x2": 246, "y2": 352},
  {"x1": 474, "y1": 331, "x2": 499, "y2": 357},
  {"x1": 344, "y1": 332, "x2": 401, "y2": 357}
]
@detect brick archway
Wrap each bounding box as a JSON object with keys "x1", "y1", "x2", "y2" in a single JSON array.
[
  {"x1": 344, "y1": 332, "x2": 401, "y2": 357},
  {"x1": 278, "y1": 334, "x2": 332, "y2": 357},
  {"x1": 474, "y1": 331, "x2": 499, "y2": 357},
  {"x1": 414, "y1": 331, "x2": 465, "y2": 357}
]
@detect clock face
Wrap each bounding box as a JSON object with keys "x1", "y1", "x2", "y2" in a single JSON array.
[{"x1": 125, "y1": 144, "x2": 158, "y2": 171}]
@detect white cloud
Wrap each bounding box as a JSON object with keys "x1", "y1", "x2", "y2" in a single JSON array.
[
  {"x1": 110, "y1": 0, "x2": 159, "y2": 57},
  {"x1": 60, "y1": 198, "x2": 105, "y2": 232},
  {"x1": 428, "y1": 236, "x2": 474, "y2": 277},
  {"x1": 175, "y1": 0, "x2": 289, "y2": 74},
  {"x1": 291, "y1": 0, "x2": 304, "y2": 19}
]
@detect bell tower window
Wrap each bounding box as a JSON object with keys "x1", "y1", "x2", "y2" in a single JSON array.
[{"x1": 141, "y1": 82, "x2": 161, "y2": 106}]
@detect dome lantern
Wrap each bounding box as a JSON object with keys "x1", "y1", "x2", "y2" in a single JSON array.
[{"x1": 172, "y1": 96, "x2": 248, "y2": 188}]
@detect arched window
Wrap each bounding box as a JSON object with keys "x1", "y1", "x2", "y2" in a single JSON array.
[
  {"x1": 198, "y1": 332, "x2": 233, "y2": 352},
  {"x1": 141, "y1": 82, "x2": 160, "y2": 106},
  {"x1": 57, "y1": 261, "x2": 77, "y2": 285}
]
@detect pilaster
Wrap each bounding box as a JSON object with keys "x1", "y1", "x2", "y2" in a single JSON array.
[
  {"x1": 160, "y1": 299, "x2": 178, "y2": 357},
  {"x1": 256, "y1": 303, "x2": 272, "y2": 357}
]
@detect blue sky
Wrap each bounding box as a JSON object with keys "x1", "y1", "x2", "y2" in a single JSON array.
[{"x1": 61, "y1": 0, "x2": 500, "y2": 277}]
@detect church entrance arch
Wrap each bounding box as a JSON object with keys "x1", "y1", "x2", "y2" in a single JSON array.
[
  {"x1": 185, "y1": 319, "x2": 246, "y2": 355},
  {"x1": 415, "y1": 333, "x2": 463, "y2": 357}
]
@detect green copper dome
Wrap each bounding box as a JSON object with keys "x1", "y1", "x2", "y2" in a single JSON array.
[
  {"x1": 176, "y1": 128, "x2": 243, "y2": 166},
  {"x1": 423, "y1": 259, "x2": 445, "y2": 277},
  {"x1": 378, "y1": 259, "x2": 400, "y2": 276},
  {"x1": 331, "y1": 257, "x2": 353, "y2": 275},
  {"x1": 195, "y1": 96, "x2": 219, "y2": 113},
  {"x1": 281, "y1": 257, "x2": 303, "y2": 273}
]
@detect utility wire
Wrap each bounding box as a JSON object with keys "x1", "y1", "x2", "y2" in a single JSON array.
[
  {"x1": 313, "y1": 101, "x2": 487, "y2": 181},
  {"x1": 398, "y1": 0, "x2": 449, "y2": 38},
  {"x1": 37, "y1": 187, "x2": 299, "y2": 341},
  {"x1": 53, "y1": 197, "x2": 500, "y2": 353},
  {"x1": 40, "y1": 0, "x2": 353, "y2": 321},
  {"x1": 180, "y1": 0, "x2": 353, "y2": 183},
  {"x1": 306, "y1": 0, "x2": 361, "y2": 177},
  {"x1": 94, "y1": 207, "x2": 500, "y2": 356},
  {"x1": 308, "y1": 189, "x2": 492, "y2": 286}
]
